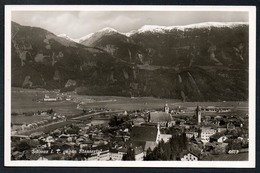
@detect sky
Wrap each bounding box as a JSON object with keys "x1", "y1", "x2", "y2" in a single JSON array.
[{"x1": 12, "y1": 11, "x2": 248, "y2": 39}]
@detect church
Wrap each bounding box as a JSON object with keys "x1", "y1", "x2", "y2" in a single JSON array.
[
  {"x1": 148, "y1": 104, "x2": 175, "y2": 127},
  {"x1": 130, "y1": 123, "x2": 172, "y2": 152},
  {"x1": 130, "y1": 125, "x2": 161, "y2": 151}
]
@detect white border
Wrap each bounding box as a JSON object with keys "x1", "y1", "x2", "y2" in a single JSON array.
[{"x1": 4, "y1": 5, "x2": 256, "y2": 168}]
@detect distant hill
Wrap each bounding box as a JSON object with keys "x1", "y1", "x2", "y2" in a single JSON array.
[{"x1": 11, "y1": 21, "x2": 249, "y2": 101}]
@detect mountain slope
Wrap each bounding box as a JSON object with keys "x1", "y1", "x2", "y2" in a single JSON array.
[
  {"x1": 11, "y1": 22, "x2": 133, "y2": 95},
  {"x1": 11, "y1": 22, "x2": 249, "y2": 101}
]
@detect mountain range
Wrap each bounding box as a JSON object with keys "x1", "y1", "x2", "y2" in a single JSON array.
[{"x1": 11, "y1": 21, "x2": 249, "y2": 101}]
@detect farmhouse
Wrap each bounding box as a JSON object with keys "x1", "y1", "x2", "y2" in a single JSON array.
[
  {"x1": 181, "y1": 151, "x2": 200, "y2": 161},
  {"x1": 43, "y1": 94, "x2": 58, "y2": 102}
]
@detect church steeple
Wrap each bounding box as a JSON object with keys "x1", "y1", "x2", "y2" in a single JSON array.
[
  {"x1": 164, "y1": 104, "x2": 169, "y2": 113},
  {"x1": 195, "y1": 105, "x2": 201, "y2": 125},
  {"x1": 156, "y1": 123, "x2": 161, "y2": 143}
]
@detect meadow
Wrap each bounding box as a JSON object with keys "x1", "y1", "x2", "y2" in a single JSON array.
[
  {"x1": 11, "y1": 87, "x2": 248, "y2": 120},
  {"x1": 11, "y1": 88, "x2": 81, "y2": 115},
  {"x1": 12, "y1": 115, "x2": 51, "y2": 125}
]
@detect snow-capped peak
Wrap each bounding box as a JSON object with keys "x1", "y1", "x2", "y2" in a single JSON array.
[
  {"x1": 78, "y1": 27, "x2": 120, "y2": 44},
  {"x1": 58, "y1": 22, "x2": 248, "y2": 45},
  {"x1": 97, "y1": 27, "x2": 118, "y2": 33},
  {"x1": 178, "y1": 22, "x2": 248, "y2": 29},
  {"x1": 58, "y1": 33, "x2": 72, "y2": 39},
  {"x1": 130, "y1": 22, "x2": 248, "y2": 34},
  {"x1": 57, "y1": 34, "x2": 78, "y2": 43},
  {"x1": 74, "y1": 33, "x2": 94, "y2": 43},
  {"x1": 139, "y1": 25, "x2": 167, "y2": 33}
]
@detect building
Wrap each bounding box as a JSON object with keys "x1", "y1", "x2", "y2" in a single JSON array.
[
  {"x1": 148, "y1": 112, "x2": 175, "y2": 127},
  {"x1": 134, "y1": 146, "x2": 145, "y2": 161},
  {"x1": 130, "y1": 125, "x2": 161, "y2": 151},
  {"x1": 160, "y1": 134, "x2": 172, "y2": 143},
  {"x1": 43, "y1": 94, "x2": 57, "y2": 102},
  {"x1": 195, "y1": 106, "x2": 201, "y2": 125},
  {"x1": 201, "y1": 106, "x2": 231, "y2": 113},
  {"x1": 164, "y1": 104, "x2": 170, "y2": 113},
  {"x1": 90, "y1": 117, "x2": 110, "y2": 126},
  {"x1": 227, "y1": 122, "x2": 236, "y2": 130},
  {"x1": 217, "y1": 127, "x2": 227, "y2": 133},
  {"x1": 131, "y1": 125, "x2": 160, "y2": 144},
  {"x1": 210, "y1": 132, "x2": 228, "y2": 143},
  {"x1": 87, "y1": 145, "x2": 125, "y2": 161},
  {"x1": 186, "y1": 131, "x2": 199, "y2": 139},
  {"x1": 109, "y1": 149, "x2": 125, "y2": 161},
  {"x1": 200, "y1": 127, "x2": 217, "y2": 142},
  {"x1": 130, "y1": 124, "x2": 172, "y2": 152},
  {"x1": 133, "y1": 117, "x2": 146, "y2": 126},
  {"x1": 144, "y1": 141, "x2": 158, "y2": 151},
  {"x1": 181, "y1": 152, "x2": 199, "y2": 161}
]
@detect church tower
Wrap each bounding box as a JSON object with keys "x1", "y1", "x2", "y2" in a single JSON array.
[
  {"x1": 156, "y1": 123, "x2": 161, "y2": 143},
  {"x1": 164, "y1": 104, "x2": 170, "y2": 113},
  {"x1": 195, "y1": 105, "x2": 201, "y2": 125}
]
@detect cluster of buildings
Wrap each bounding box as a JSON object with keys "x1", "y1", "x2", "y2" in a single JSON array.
[
  {"x1": 127, "y1": 104, "x2": 248, "y2": 161},
  {"x1": 11, "y1": 111, "x2": 66, "y2": 135},
  {"x1": 41, "y1": 93, "x2": 72, "y2": 102},
  {"x1": 11, "y1": 103, "x2": 248, "y2": 161}
]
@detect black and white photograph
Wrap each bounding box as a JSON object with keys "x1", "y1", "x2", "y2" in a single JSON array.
[{"x1": 4, "y1": 5, "x2": 256, "y2": 167}]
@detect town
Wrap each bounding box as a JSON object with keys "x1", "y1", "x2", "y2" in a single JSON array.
[{"x1": 11, "y1": 97, "x2": 249, "y2": 161}]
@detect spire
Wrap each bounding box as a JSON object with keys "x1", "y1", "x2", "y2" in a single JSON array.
[
  {"x1": 164, "y1": 103, "x2": 169, "y2": 113},
  {"x1": 157, "y1": 123, "x2": 161, "y2": 135},
  {"x1": 196, "y1": 105, "x2": 201, "y2": 112},
  {"x1": 196, "y1": 105, "x2": 201, "y2": 125},
  {"x1": 156, "y1": 123, "x2": 161, "y2": 143}
]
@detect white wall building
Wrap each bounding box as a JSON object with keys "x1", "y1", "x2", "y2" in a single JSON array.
[
  {"x1": 181, "y1": 153, "x2": 199, "y2": 161},
  {"x1": 201, "y1": 127, "x2": 217, "y2": 142}
]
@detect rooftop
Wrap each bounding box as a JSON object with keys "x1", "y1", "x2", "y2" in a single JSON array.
[
  {"x1": 210, "y1": 131, "x2": 227, "y2": 140},
  {"x1": 149, "y1": 112, "x2": 172, "y2": 122},
  {"x1": 130, "y1": 126, "x2": 158, "y2": 142}
]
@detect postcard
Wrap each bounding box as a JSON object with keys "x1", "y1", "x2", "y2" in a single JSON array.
[{"x1": 4, "y1": 5, "x2": 256, "y2": 167}]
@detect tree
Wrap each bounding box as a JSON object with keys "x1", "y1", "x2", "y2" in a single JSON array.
[
  {"x1": 47, "y1": 109, "x2": 54, "y2": 114},
  {"x1": 109, "y1": 116, "x2": 125, "y2": 127},
  {"x1": 144, "y1": 133, "x2": 188, "y2": 160},
  {"x1": 226, "y1": 140, "x2": 242, "y2": 151},
  {"x1": 122, "y1": 147, "x2": 135, "y2": 160},
  {"x1": 15, "y1": 140, "x2": 31, "y2": 152}
]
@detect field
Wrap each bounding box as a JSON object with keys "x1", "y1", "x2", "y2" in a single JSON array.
[
  {"x1": 11, "y1": 87, "x2": 248, "y2": 118},
  {"x1": 12, "y1": 115, "x2": 51, "y2": 124},
  {"x1": 11, "y1": 88, "x2": 81, "y2": 115},
  {"x1": 67, "y1": 92, "x2": 248, "y2": 111}
]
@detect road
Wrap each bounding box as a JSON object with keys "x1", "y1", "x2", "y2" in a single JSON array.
[{"x1": 71, "y1": 110, "x2": 124, "y2": 120}]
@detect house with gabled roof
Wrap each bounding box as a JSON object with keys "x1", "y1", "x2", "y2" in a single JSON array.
[
  {"x1": 210, "y1": 132, "x2": 228, "y2": 143},
  {"x1": 181, "y1": 151, "x2": 200, "y2": 161}
]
